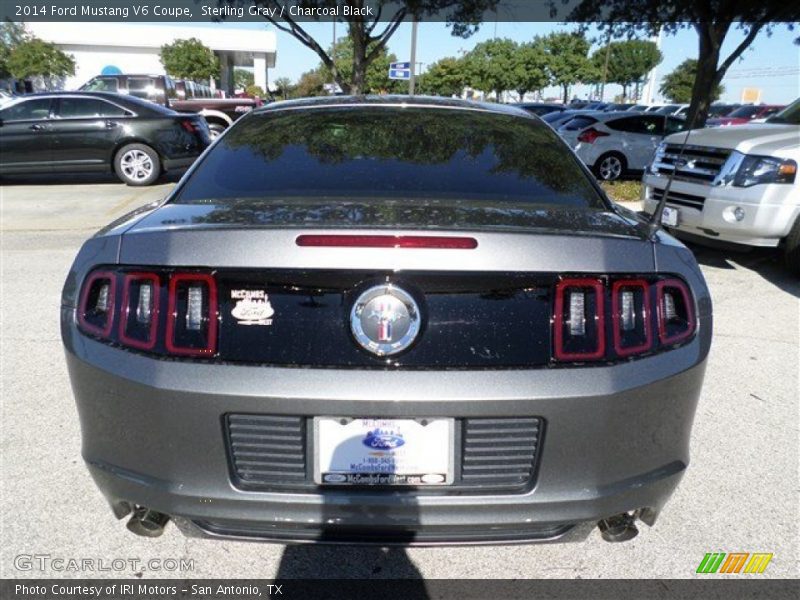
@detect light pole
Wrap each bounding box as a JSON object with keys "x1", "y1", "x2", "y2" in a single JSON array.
[{"x1": 409, "y1": 18, "x2": 418, "y2": 95}]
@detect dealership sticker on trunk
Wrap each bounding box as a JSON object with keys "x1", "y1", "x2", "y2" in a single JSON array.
[
  {"x1": 314, "y1": 417, "x2": 454, "y2": 485},
  {"x1": 231, "y1": 289, "x2": 274, "y2": 325}
]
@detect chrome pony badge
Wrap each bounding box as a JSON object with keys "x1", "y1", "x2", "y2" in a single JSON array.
[
  {"x1": 350, "y1": 285, "x2": 420, "y2": 356},
  {"x1": 231, "y1": 289, "x2": 274, "y2": 326}
]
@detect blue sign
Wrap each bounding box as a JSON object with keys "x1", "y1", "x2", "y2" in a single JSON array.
[
  {"x1": 389, "y1": 69, "x2": 411, "y2": 80},
  {"x1": 390, "y1": 62, "x2": 411, "y2": 70}
]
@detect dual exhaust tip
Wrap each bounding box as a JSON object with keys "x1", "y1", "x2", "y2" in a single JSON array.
[{"x1": 597, "y1": 513, "x2": 639, "y2": 543}]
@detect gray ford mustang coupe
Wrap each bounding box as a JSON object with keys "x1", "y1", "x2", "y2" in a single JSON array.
[{"x1": 61, "y1": 96, "x2": 712, "y2": 544}]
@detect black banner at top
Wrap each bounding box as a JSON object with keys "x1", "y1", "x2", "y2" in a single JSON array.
[{"x1": 4, "y1": 0, "x2": 798, "y2": 23}]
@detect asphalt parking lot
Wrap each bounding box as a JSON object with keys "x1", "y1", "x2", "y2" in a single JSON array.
[{"x1": 1, "y1": 176, "x2": 798, "y2": 580}]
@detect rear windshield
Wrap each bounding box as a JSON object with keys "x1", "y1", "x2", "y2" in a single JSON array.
[
  {"x1": 560, "y1": 115, "x2": 597, "y2": 131},
  {"x1": 174, "y1": 106, "x2": 604, "y2": 209}
]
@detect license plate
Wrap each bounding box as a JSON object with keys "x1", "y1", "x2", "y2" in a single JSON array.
[
  {"x1": 661, "y1": 206, "x2": 679, "y2": 227},
  {"x1": 314, "y1": 417, "x2": 454, "y2": 486}
]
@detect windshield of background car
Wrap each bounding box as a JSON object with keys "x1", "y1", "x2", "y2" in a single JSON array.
[
  {"x1": 766, "y1": 100, "x2": 800, "y2": 124},
  {"x1": 80, "y1": 77, "x2": 118, "y2": 92},
  {"x1": 727, "y1": 105, "x2": 761, "y2": 118},
  {"x1": 174, "y1": 107, "x2": 606, "y2": 209}
]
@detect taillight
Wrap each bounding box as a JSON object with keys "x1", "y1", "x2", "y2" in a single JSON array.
[
  {"x1": 554, "y1": 275, "x2": 697, "y2": 363},
  {"x1": 76, "y1": 268, "x2": 218, "y2": 358},
  {"x1": 577, "y1": 128, "x2": 609, "y2": 144},
  {"x1": 296, "y1": 234, "x2": 478, "y2": 249},
  {"x1": 611, "y1": 279, "x2": 652, "y2": 356},
  {"x1": 656, "y1": 279, "x2": 695, "y2": 345},
  {"x1": 180, "y1": 119, "x2": 200, "y2": 133},
  {"x1": 553, "y1": 278, "x2": 605, "y2": 361},
  {"x1": 118, "y1": 272, "x2": 160, "y2": 350},
  {"x1": 78, "y1": 271, "x2": 116, "y2": 337},
  {"x1": 165, "y1": 273, "x2": 218, "y2": 356}
]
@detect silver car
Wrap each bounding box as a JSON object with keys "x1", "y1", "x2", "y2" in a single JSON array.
[
  {"x1": 62, "y1": 96, "x2": 712, "y2": 544},
  {"x1": 559, "y1": 112, "x2": 687, "y2": 181}
]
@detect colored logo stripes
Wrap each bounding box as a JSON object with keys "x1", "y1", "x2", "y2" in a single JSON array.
[{"x1": 697, "y1": 552, "x2": 773, "y2": 574}]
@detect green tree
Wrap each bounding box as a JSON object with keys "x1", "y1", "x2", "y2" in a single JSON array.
[
  {"x1": 560, "y1": 0, "x2": 799, "y2": 126},
  {"x1": 1, "y1": 21, "x2": 30, "y2": 80},
  {"x1": 160, "y1": 38, "x2": 220, "y2": 82},
  {"x1": 321, "y1": 36, "x2": 402, "y2": 94},
  {"x1": 293, "y1": 69, "x2": 326, "y2": 98},
  {"x1": 7, "y1": 38, "x2": 75, "y2": 90},
  {"x1": 240, "y1": 0, "x2": 498, "y2": 94},
  {"x1": 510, "y1": 38, "x2": 550, "y2": 100},
  {"x1": 418, "y1": 56, "x2": 467, "y2": 97},
  {"x1": 541, "y1": 32, "x2": 593, "y2": 103},
  {"x1": 273, "y1": 76, "x2": 293, "y2": 100},
  {"x1": 596, "y1": 39, "x2": 662, "y2": 99},
  {"x1": 463, "y1": 38, "x2": 519, "y2": 101},
  {"x1": 233, "y1": 68, "x2": 255, "y2": 91},
  {"x1": 660, "y1": 59, "x2": 724, "y2": 103}
]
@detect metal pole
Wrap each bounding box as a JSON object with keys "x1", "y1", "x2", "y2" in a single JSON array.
[{"x1": 409, "y1": 19, "x2": 418, "y2": 95}]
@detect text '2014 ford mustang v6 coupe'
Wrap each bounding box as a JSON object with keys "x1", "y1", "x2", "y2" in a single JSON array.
[{"x1": 61, "y1": 96, "x2": 712, "y2": 544}]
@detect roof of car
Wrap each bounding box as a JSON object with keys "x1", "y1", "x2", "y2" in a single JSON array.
[{"x1": 254, "y1": 95, "x2": 534, "y2": 118}]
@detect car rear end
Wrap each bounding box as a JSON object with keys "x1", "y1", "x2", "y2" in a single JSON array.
[{"x1": 62, "y1": 98, "x2": 711, "y2": 544}]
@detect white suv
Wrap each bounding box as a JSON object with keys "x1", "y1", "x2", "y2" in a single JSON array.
[{"x1": 642, "y1": 100, "x2": 800, "y2": 274}]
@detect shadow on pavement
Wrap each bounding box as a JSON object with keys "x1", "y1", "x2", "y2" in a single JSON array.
[
  {"x1": 0, "y1": 171, "x2": 184, "y2": 186},
  {"x1": 687, "y1": 242, "x2": 799, "y2": 298}
]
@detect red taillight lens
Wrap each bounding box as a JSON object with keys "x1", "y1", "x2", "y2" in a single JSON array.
[
  {"x1": 180, "y1": 119, "x2": 200, "y2": 133},
  {"x1": 296, "y1": 234, "x2": 478, "y2": 249},
  {"x1": 165, "y1": 273, "x2": 218, "y2": 356},
  {"x1": 553, "y1": 278, "x2": 605, "y2": 361},
  {"x1": 611, "y1": 279, "x2": 652, "y2": 356},
  {"x1": 118, "y1": 272, "x2": 160, "y2": 350},
  {"x1": 656, "y1": 279, "x2": 695, "y2": 345},
  {"x1": 78, "y1": 271, "x2": 116, "y2": 338},
  {"x1": 577, "y1": 128, "x2": 609, "y2": 144}
]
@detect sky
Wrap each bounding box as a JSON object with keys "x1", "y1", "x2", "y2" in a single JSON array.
[{"x1": 152, "y1": 20, "x2": 800, "y2": 103}]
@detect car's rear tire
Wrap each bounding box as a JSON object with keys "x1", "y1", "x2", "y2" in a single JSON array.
[
  {"x1": 593, "y1": 152, "x2": 627, "y2": 182},
  {"x1": 114, "y1": 143, "x2": 161, "y2": 186},
  {"x1": 783, "y1": 217, "x2": 800, "y2": 277},
  {"x1": 207, "y1": 123, "x2": 226, "y2": 139}
]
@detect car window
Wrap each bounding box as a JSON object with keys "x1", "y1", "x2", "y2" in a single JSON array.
[
  {"x1": 759, "y1": 107, "x2": 782, "y2": 118},
  {"x1": 560, "y1": 115, "x2": 598, "y2": 131},
  {"x1": 664, "y1": 117, "x2": 687, "y2": 135},
  {"x1": 57, "y1": 97, "x2": 128, "y2": 118},
  {"x1": 174, "y1": 107, "x2": 606, "y2": 210},
  {"x1": 727, "y1": 105, "x2": 759, "y2": 119},
  {"x1": 80, "y1": 77, "x2": 119, "y2": 93},
  {"x1": 0, "y1": 98, "x2": 52, "y2": 121},
  {"x1": 606, "y1": 115, "x2": 663, "y2": 135},
  {"x1": 127, "y1": 77, "x2": 157, "y2": 100}
]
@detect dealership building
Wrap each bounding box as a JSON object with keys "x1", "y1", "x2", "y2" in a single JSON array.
[{"x1": 25, "y1": 22, "x2": 277, "y2": 93}]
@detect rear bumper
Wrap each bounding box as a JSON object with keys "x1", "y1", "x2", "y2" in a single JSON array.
[{"x1": 63, "y1": 310, "x2": 709, "y2": 545}]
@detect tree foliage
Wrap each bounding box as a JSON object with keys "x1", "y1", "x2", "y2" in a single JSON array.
[
  {"x1": 322, "y1": 36, "x2": 402, "y2": 94},
  {"x1": 273, "y1": 76, "x2": 293, "y2": 100},
  {"x1": 293, "y1": 69, "x2": 327, "y2": 98},
  {"x1": 160, "y1": 38, "x2": 220, "y2": 82},
  {"x1": 418, "y1": 56, "x2": 468, "y2": 97},
  {"x1": 0, "y1": 21, "x2": 30, "y2": 80},
  {"x1": 511, "y1": 38, "x2": 551, "y2": 100},
  {"x1": 660, "y1": 58, "x2": 723, "y2": 103},
  {"x1": 238, "y1": 0, "x2": 498, "y2": 94},
  {"x1": 557, "y1": 0, "x2": 799, "y2": 125},
  {"x1": 463, "y1": 38, "x2": 519, "y2": 100},
  {"x1": 541, "y1": 32, "x2": 593, "y2": 103},
  {"x1": 596, "y1": 39, "x2": 662, "y2": 98},
  {"x1": 7, "y1": 38, "x2": 75, "y2": 90},
  {"x1": 234, "y1": 68, "x2": 254, "y2": 91}
]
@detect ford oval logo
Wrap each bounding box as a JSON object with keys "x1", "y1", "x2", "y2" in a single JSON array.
[{"x1": 363, "y1": 430, "x2": 405, "y2": 450}]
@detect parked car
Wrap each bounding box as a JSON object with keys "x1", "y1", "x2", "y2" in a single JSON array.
[
  {"x1": 602, "y1": 103, "x2": 637, "y2": 112},
  {"x1": 627, "y1": 104, "x2": 651, "y2": 112},
  {"x1": 542, "y1": 109, "x2": 600, "y2": 130},
  {"x1": 0, "y1": 91, "x2": 210, "y2": 185},
  {"x1": 654, "y1": 104, "x2": 689, "y2": 116},
  {"x1": 707, "y1": 103, "x2": 741, "y2": 117},
  {"x1": 513, "y1": 102, "x2": 565, "y2": 116},
  {"x1": 80, "y1": 74, "x2": 263, "y2": 138},
  {"x1": 643, "y1": 99, "x2": 800, "y2": 274},
  {"x1": 706, "y1": 104, "x2": 785, "y2": 127},
  {"x1": 558, "y1": 112, "x2": 687, "y2": 181},
  {"x1": 61, "y1": 95, "x2": 711, "y2": 544}
]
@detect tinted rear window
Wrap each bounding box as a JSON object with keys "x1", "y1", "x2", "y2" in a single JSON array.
[
  {"x1": 174, "y1": 107, "x2": 604, "y2": 209},
  {"x1": 560, "y1": 115, "x2": 598, "y2": 131}
]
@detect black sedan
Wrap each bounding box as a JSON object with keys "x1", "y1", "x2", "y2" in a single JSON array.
[{"x1": 0, "y1": 91, "x2": 210, "y2": 185}]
